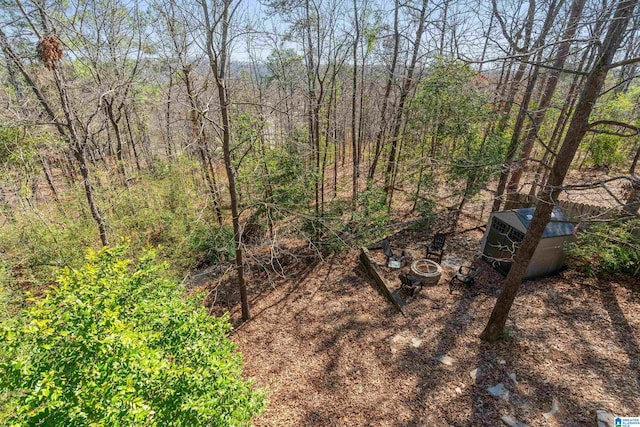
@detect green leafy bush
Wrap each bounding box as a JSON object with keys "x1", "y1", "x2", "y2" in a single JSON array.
[
  {"x1": 565, "y1": 219, "x2": 640, "y2": 277},
  {"x1": 584, "y1": 134, "x2": 627, "y2": 169},
  {"x1": 0, "y1": 246, "x2": 264, "y2": 426}
]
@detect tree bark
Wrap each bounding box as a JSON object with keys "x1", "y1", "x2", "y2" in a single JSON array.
[
  {"x1": 351, "y1": 0, "x2": 360, "y2": 208},
  {"x1": 202, "y1": 0, "x2": 250, "y2": 321},
  {"x1": 506, "y1": 0, "x2": 586, "y2": 198},
  {"x1": 368, "y1": 0, "x2": 400, "y2": 180},
  {"x1": 384, "y1": 0, "x2": 428, "y2": 198},
  {"x1": 624, "y1": 177, "x2": 640, "y2": 215},
  {"x1": 0, "y1": 184, "x2": 15, "y2": 222},
  {"x1": 40, "y1": 153, "x2": 60, "y2": 205},
  {"x1": 492, "y1": 66, "x2": 540, "y2": 211}
]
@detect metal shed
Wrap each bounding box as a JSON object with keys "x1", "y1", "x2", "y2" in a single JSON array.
[{"x1": 480, "y1": 207, "x2": 575, "y2": 280}]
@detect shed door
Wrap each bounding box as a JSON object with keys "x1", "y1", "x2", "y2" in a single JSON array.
[{"x1": 483, "y1": 217, "x2": 525, "y2": 275}]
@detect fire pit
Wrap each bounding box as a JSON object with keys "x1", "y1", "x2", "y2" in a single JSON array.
[{"x1": 410, "y1": 259, "x2": 442, "y2": 286}]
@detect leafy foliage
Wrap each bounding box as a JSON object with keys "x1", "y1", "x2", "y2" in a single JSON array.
[
  {"x1": 584, "y1": 134, "x2": 627, "y2": 170},
  {"x1": 565, "y1": 219, "x2": 640, "y2": 277},
  {"x1": 447, "y1": 133, "x2": 506, "y2": 202},
  {"x1": 583, "y1": 87, "x2": 640, "y2": 169},
  {"x1": 0, "y1": 246, "x2": 264, "y2": 426}
]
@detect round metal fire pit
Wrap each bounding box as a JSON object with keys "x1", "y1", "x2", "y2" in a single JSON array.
[{"x1": 411, "y1": 259, "x2": 442, "y2": 285}]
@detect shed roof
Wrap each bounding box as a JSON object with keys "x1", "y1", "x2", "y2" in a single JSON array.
[{"x1": 514, "y1": 207, "x2": 574, "y2": 238}]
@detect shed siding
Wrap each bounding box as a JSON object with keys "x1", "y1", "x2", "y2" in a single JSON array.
[
  {"x1": 525, "y1": 235, "x2": 573, "y2": 279},
  {"x1": 482, "y1": 210, "x2": 575, "y2": 280}
]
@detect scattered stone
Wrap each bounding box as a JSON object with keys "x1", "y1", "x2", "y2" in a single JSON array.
[
  {"x1": 542, "y1": 397, "x2": 560, "y2": 420},
  {"x1": 470, "y1": 368, "x2": 481, "y2": 382},
  {"x1": 437, "y1": 355, "x2": 455, "y2": 366},
  {"x1": 508, "y1": 372, "x2": 517, "y2": 383},
  {"x1": 455, "y1": 387, "x2": 462, "y2": 395},
  {"x1": 411, "y1": 337, "x2": 422, "y2": 348},
  {"x1": 596, "y1": 410, "x2": 614, "y2": 427},
  {"x1": 488, "y1": 383, "x2": 510, "y2": 401},
  {"x1": 390, "y1": 334, "x2": 409, "y2": 353},
  {"x1": 501, "y1": 414, "x2": 528, "y2": 427},
  {"x1": 498, "y1": 358, "x2": 506, "y2": 365}
]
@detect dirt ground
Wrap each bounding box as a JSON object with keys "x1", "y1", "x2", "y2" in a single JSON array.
[{"x1": 200, "y1": 208, "x2": 640, "y2": 426}]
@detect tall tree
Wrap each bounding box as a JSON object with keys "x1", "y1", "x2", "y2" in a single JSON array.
[
  {"x1": 383, "y1": 0, "x2": 428, "y2": 204},
  {"x1": 351, "y1": 0, "x2": 361, "y2": 207},
  {"x1": 0, "y1": 3, "x2": 110, "y2": 246},
  {"x1": 506, "y1": 0, "x2": 587, "y2": 198},
  {"x1": 200, "y1": 0, "x2": 251, "y2": 321}
]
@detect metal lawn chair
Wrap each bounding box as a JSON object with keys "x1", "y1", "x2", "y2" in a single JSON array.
[
  {"x1": 382, "y1": 238, "x2": 406, "y2": 268},
  {"x1": 426, "y1": 233, "x2": 446, "y2": 263}
]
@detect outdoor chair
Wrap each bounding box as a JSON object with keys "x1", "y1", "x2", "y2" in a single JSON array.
[
  {"x1": 449, "y1": 265, "x2": 478, "y2": 294},
  {"x1": 382, "y1": 239, "x2": 406, "y2": 268},
  {"x1": 426, "y1": 233, "x2": 446, "y2": 264},
  {"x1": 399, "y1": 272, "x2": 423, "y2": 296}
]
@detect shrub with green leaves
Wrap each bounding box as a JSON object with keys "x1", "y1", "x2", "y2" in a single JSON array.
[
  {"x1": 0, "y1": 246, "x2": 264, "y2": 426},
  {"x1": 565, "y1": 219, "x2": 640, "y2": 277}
]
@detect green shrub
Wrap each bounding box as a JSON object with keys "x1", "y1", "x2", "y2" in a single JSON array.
[
  {"x1": 353, "y1": 182, "x2": 389, "y2": 229},
  {"x1": 0, "y1": 246, "x2": 264, "y2": 426},
  {"x1": 584, "y1": 134, "x2": 627, "y2": 169},
  {"x1": 565, "y1": 219, "x2": 640, "y2": 277},
  {"x1": 188, "y1": 223, "x2": 235, "y2": 267}
]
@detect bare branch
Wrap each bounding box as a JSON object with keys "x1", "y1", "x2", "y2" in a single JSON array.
[{"x1": 587, "y1": 120, "x2": 640, "y2": 137}]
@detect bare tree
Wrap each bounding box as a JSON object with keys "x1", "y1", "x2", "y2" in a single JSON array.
[
  {"x1": 199, "y1": 0, "x2": 251, "y2": 321},
  {"x1": 0, "y1": 4, "x2": 110, "y2": 245},
  {"x1": 505, "y1": 0, "x2": 587, "y2": 199}
]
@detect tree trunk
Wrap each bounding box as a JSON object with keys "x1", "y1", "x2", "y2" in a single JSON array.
[
  {"x1": 105, "y1": 100, "x2": 128, "y2": 181},
  {"x1": 0, "y1": 184, "x2": 15, "y2": 222},
  {"x1": 124, "y1": 108, "x2": 142, "y2": 172},
  {"x1": 351, "y1": 0, "x2": 360, "y2": 208},
  {"x1": 165, "y1": 67, "x2": 174, "y2": 158},
  {"x1": 630, "y1": 142, "x2": 640, "y2": 175},
  {"x1": 493, "y1": 66, "x2": 540, "y2": 211},
  {"x1": 506, "y1": 0, "x2": 586, "y2": 198},
  {"x1": 368, "y1": 0, "x2": 399, "y2": 180},
  {"x1": 182, "y1": 65, "x2": 223, "y2": 224},
  {"x1": 624, "y1": 177, "x2": 640, "y2": 215},
  {"x1": 52, "y1": 60, "x2": 109, "y2": 246},
  {"x1": 481, "y1": 0, "x2": 637, "y2": 342},
  {"x1": 202, "y1": 0, "x2": 250, "y2": 321},
  {"x1": 384, "y1": 0, "x2": 428, "y2": 198},
  {"x1": 40, "y1": 153, "x2": 61, "y2": 205}
]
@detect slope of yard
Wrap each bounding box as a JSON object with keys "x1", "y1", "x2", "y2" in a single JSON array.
[{"x1": 208, "y1": 224, "x2": 640, "y2": 426}]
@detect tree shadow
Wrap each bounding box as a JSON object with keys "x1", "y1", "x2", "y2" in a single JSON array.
[
  {"x1": 204, "y1": 246, "x2": 323, "y2": 327},
  {"x1": 599, "y1": 287, "x2": 640, "y2": 391}
]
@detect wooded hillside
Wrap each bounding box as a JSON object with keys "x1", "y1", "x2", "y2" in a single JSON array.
[{"x1": 1, "y1": 0, "x2": 639, "y2": 425}]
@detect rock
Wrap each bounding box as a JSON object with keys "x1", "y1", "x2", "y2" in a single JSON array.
[
  {"x1": 501, "y1": 414, "x2": 528, "y2": 427},
  {"x1": 488, "y1": 383, "x2": 510, "y2": 401},
  {"x1": 470, "y1": 368, "x2": 481, "y2": 382},
  {"x1": 455, "y1": 387, "x2": 462, "y2": 395},
  {"x1": 437, "y1": 355, "x2": 455, "y2": 366},
  {"x1": 596, "y1": 410, "x2": 614, "y2": 427},
  {"x1": 390, "y1": 334, "x2": 409, "y2": 353},
  {"x1": 542, "y1": 397, "x2": 560, "y2": 420},
  {"x1": 508, "y1": 372, "x2": 517, "y2": 383},
  {"x1": 498, "y1": 358, "x2": 506, "y2": 365},
  {"x1": 411, "y1": 337, "x2": 422, "y2": 348}
]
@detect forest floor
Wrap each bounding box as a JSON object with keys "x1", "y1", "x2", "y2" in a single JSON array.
[
  {"x1": 198, "y1": 213, "x2": 639, "y2": 427},
  {"x1": 194, "y1": 168, "x2": 639, "y2": 426}
]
